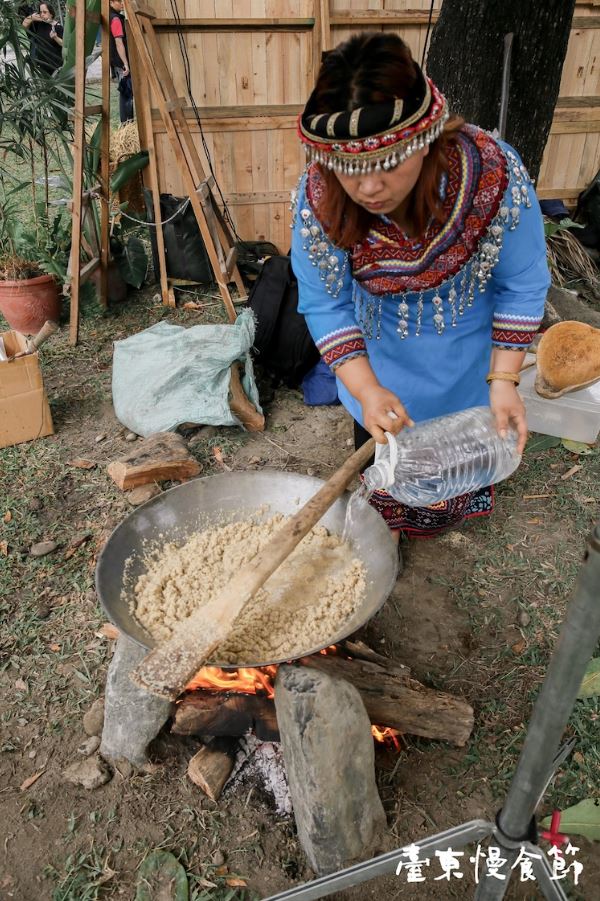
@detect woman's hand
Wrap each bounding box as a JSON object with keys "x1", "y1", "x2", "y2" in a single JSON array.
[
  {"x1": 356, "y1": 384, "x2": 414, "y2": 444},
  {"x1": 489, "y1": 379, "x2": 528, "y2": 454}
]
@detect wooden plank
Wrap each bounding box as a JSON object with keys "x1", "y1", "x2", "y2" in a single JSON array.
[
  {"x1": 151, "y1": 103, "x2": 301, "y2": 120},
  {"x1": 79, "y1": 257, "x2": 100, "y2": 282},
  {"x1": 551, "y1": 118, "x2": 600, "y2": 134},
  {"x1": 68, "y1": 0, "x2": 87, "y2": 346},
  {"x1": 330, "y1": 10, "x2": 439, "y2": 26},
  {"x1": 83, "y1": 103, "x2": 103, "y2": 116},
  {"x1": 572, "y1": 16, "x2": 600, "y2": 27},
  {"x1": 222, "y1": 190, "x2": 291, "y2": 205},
  {"x1": 153, "y1": 16, "x2": 315, "y2": 30},
  {"x1": 536, "y1": 188, "x2": 581, "y2": 202},
  {"x1": 129, "y1": 0, "x2": 156, "y2": 18},
  {"x1": 318, "y1": 0, "x2": 331, "y2": 53},
  {"x1": 556, "y1": 96, "x2": 600, "y2": 108},
  {"x1": 125, "y1": 4, "x2": 239, "y2": 321},
  {"x1": 99, "y1": 0, "x2": 111, "y2": 309}
]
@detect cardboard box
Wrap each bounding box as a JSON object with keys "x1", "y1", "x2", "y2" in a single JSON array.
[{"x1": 0, "y1": 330, "x2": 54, "y2": 449}]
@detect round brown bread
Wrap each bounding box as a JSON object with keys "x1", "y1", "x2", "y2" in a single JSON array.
[{"x1": 535, "y1": 320, "x2": 600, "y2": 398}]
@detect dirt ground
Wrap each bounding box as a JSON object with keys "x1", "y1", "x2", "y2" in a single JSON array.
[{"x1": 1, "y1": 289, "x2": 600, "y2": 901}]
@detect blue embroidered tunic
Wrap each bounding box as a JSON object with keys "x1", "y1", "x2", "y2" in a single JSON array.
[{"x1": 291, "y1": 126, "x2": 550, "y2": 430}]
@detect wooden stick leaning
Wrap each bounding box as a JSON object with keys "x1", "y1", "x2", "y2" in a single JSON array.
[{"x1": 130, "y1": 437, "x2": 377, "y2": 700}]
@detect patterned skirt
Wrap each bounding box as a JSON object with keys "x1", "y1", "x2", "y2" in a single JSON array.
[
  {"x1": 367, "y1": 484, "x2": 494, "y2": 537},
  {"x1": 353, "y1": 419, "x2": 494, "y2": 538}
]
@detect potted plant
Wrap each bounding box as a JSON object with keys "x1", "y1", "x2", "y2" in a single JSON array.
[{"x1": 0, "y1": 199, "x2": 70, "y2": 334}]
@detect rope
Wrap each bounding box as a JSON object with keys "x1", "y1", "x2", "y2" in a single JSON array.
[
  {"x1": 421, "y1": 0, "x2": 436, "y2": 70},
  {"x1": 118, "y1": 198, "x2": 190, "y2": 227}
]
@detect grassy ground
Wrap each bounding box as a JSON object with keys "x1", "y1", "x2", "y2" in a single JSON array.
[{"x1": 1, "y1": 284, "x2": 599, "y2": 899}]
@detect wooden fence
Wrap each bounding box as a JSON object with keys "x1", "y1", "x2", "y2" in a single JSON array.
[{"x1": 131, "y1": 0, "x2": 600, "y2": 252}]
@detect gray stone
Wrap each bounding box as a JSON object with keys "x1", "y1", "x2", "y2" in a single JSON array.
[
  {"x1": 30, "y1": 540, "x2": 58, "y2": 557},
  {"x1": 125, "y1": 431, "x2": 138, "y2": 442},
  {"x1": 274, "y1": 665, "x2": 386, "y2": 875},
  {"x1": 127, "y1": 484, "x2": 161, "y2": 507},
  {"x1": 83, "y1": 698, "x2": 105, "y2": 736},
  {"x1": 77, "y1": 735, "x2": 101, "y2": 757},
  {"x1": 100, "y1": 635, "x2": 174, "y2": 768},
  {"x1": 63, "y1": 754, "x2": 112, "y2": 789}
]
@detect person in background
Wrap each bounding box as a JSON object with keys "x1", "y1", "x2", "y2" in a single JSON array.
[
  {"x1": 22, "y1": 2, "x2": 63, "y2": 76},
  {"x1": 291, "y1": 33, "x2": 550, "y2": 543},
  {"x1": 109, "y1": 0, "x2": 134, "y2": 122}
]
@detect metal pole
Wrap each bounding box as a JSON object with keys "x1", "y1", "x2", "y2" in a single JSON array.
[
  {"x1": 475, "y1": 525, "x2": 600, "y2": 900},
  {"x1": 498, "y1": 33, "x2": 513, "y2": 140}
]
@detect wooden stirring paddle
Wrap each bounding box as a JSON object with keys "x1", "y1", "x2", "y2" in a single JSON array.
[{"x1": 131, "y1": 437, "x2": 377, "y2": 700}]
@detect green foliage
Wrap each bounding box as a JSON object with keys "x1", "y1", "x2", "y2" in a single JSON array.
[
  {"x1": 544, "y1": 217, "x2": 584, "y2": 238},
  {"x1": 135, "y1": 851, "x2": 189, "y2": 901},
  {"x1": 111, "y1": 151, "x2": 150, "y2": 193},
  {"x1": 114, "y1": 233, "x2": 148, "y2": 289},
  {"x1": 541, "y1": 798, "x2": 600, "y2": 841},
  {"x1": 578, "y1": 658, "x2": 600, "y2": 699}
]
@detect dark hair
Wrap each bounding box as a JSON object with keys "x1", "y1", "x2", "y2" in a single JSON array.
[
  {"x1": 40, "y1": 2, "x2": 55, "y2": 15},
  {"x1": 310, "y1": 32, "x2": 463, "y2": 248}
]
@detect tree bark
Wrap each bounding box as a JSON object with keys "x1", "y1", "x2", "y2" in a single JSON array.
[{"x1": 427, "y1": 0, "x2": 575, "y2": 180}]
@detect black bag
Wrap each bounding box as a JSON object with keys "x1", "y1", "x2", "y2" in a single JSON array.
[
  {"x1": 248, "y1": 255, "x2": 320, "y2": 387},
  {"x1": 144, "y1": 189, "x2": 212, "y2": 284},
  {"x1": 235, "y1": 240, "x2": 281, "y2": 285}
]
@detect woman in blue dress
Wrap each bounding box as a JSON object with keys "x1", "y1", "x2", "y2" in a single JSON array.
[{"x1": 291, "y1": 32, "x2": 550, "y2": 538}]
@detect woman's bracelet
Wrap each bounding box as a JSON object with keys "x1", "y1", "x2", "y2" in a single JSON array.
[{"x1": 486, "y1": 371, "x2": 521, "y2": 386}]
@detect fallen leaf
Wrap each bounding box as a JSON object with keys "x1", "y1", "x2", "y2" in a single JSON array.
[
  {"x1": 14, "y1": 679, "x2": 27, "y2": 691},
  {"x1": 183, "y1": 301, "x2": 203, "y2": 311},
  {"x1": 541, "y1": 798, "x2": 600, "y2": 841},
  {"x1": 3, "y1": 510, "x2": 11, "y2": 523},
  {"x1": 578, "y1": 657, "x2": 600, "y2": 699},
  {"x1": 0, "y1": 541, "x2": 8, "y2": 556},
  {"x1": 20, "y1": 769, "x2": 45, "y2": 791},
  {"x1": 562, "y1": 438, "x2": 594, "y2": 455},
  {"x1": 511, "y1": 639, "x2": 526, "y2": 655},
  {"x1": 194, "y1": 878, "x2": 217, "y2": 889},
  {"x1": 226, "y1": 877, "x2": 248, "y2": 887},
  {"x1": 573, "y1": 751, "x2": 585, "y2": 766},
  {"x1": 49, "y1": 643, "x2": 61, "y2": 652},
  {"x1": 561, "y1": 464, "x2": 582, "y2": 481},
  {"x1": 214, "y1": 865, "x2": 228, "y2": 877},
  {"x1": 527, "y1": 434, "x2": 560, "y2": 454},
  {"x1": 135, "y1": 850, "x2": 189, "y2": 901},
  {"x1": 66, "y1": 459, "x2": 97, "y2": 470},
  {"x1": 64, "y1": 533, "x2": 92, "y2": 559},
  {"x1": 212, "y1": 447, "x2": 232, "y2": 471},
  {"x1": 99, "y1": 623, "x2": 120, "y2": 640}
]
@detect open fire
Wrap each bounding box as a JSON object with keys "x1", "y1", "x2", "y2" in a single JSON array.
[{"x1": 184, "y1": 647, "x2": 402, "y2": 750}]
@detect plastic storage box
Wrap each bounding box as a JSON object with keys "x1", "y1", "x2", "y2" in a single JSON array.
[{"x1": 519, "y1": 353, "x2": 600, "y2": 443}]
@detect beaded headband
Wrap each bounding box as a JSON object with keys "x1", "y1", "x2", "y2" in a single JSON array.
[{"x1": 298, "y1": 68, "x2": 449, "y2": 175}]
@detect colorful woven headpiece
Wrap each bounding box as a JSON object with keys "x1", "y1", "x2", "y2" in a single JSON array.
[{"x1": 298, "y1": 66, "x2": 449, "y2": 175}]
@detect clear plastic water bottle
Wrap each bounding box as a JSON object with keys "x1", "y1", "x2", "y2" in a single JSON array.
[{"x1": 363, "y1": 406, "x2": 521, "y2": 507}]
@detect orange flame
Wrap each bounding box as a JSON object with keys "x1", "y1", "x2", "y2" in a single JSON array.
[
  {"x1": 186, "y1": 665, "x2": 278, "y2": 699},
  {"x1": 185, "y1": 647, "x2": 340, "y2": 698},
  {"x1": 371, "y1": 724, "x2": 402, "y2": 751},
  {"x1": 184, "y1": 648, "x2": 402, "y2": 752}
]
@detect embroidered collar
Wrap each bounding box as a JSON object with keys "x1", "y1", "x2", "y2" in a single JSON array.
[
  {"x1": 306, "y1": 125, "x2": 510, "y2": 296},
  {"x1": 292, "y1": 124, "x2": 532, "y2": 338}
]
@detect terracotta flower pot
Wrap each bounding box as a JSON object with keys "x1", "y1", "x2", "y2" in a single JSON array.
[{"x1": 0, "y1": 274, "x2": 61, "y2": 336}]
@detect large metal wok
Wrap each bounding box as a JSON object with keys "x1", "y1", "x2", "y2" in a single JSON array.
[{"x1": 95, "y1": 470, "x2": 398, "y2": 668}]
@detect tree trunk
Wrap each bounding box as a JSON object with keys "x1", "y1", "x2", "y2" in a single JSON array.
[{"x1": 427, "y1": 0, "x2": 575, "y2": 180}]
